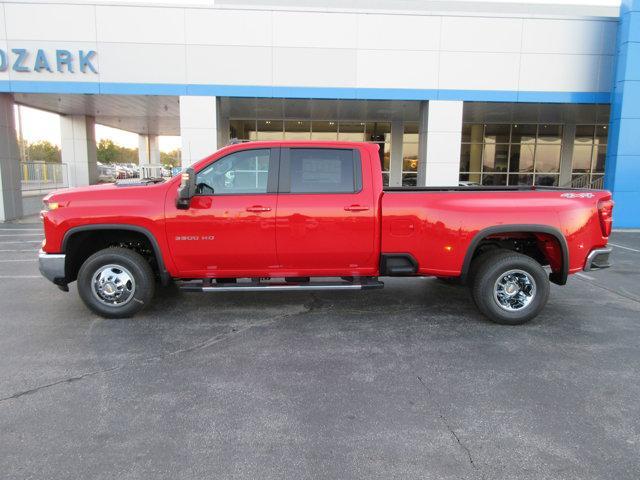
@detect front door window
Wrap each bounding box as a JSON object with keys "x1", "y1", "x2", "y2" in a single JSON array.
[{"x1": 195, "y1": 148, "x2": 270, "y2": 195}]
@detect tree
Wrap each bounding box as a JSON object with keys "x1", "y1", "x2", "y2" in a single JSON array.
[
  {"x1": 97, "y1": 139, "x2": 138, "y2": 164},
  {"x1": 160, "y1": 149, "x2": 181, "y2": 168},
  {"x1": 18, "y1": 140, "x2": 61, "y2": 163},
  {"x1": 96, "y1": 139, "x2": 119, "y2": 164}
]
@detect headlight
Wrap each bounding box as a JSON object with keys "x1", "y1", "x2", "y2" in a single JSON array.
[{"x1": 42, "y1": 199, "x2": 65, "y2": 211}]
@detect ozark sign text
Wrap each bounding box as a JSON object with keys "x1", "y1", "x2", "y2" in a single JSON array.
[{"x1": 0, "y1": 48, "x2": 98, "y2": 74}]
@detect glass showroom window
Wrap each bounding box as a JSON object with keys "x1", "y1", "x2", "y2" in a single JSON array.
[
  {"x1": 366, "y1": 122, "x2": 391, "y2": 186},
  {"x1": 284, "y1": 120, "x2": 312, "y2": 140},
  {"x1": 402, "y1": 123, "x2": 419, "y2": 186},
  {"x1": 571, "y1": 125, "x2": 608, "y2": 187},
  {"x1": 337, "y1": 121, "x2": 365, "y2": 141},
  {"x1": 230, "y1": 119, "x2": 257, "y2": 141},
  {"x1": 256, "y1": 120, "x2": 284, "y2": 140},
  {"x1": 230, "y1": 119, "x2": 391, "y2": 185},
  {"x1": 311, "y1": 120, "x2": 338, "y2": 140},
  {"x1": 459, "y1": 124, "x2": 562, "y2": 186}
]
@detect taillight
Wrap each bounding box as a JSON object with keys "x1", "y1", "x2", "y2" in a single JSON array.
[{"x1": 598, "y1": 198, "x2": 614, "y2": 237}]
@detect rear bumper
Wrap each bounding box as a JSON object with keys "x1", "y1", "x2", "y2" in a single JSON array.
[
  {"x1": 583, "y1": 247, "x2": 612, "y2": 271},
  {"x1": 38, "y1": 250, "x2": 66, "y2": 284}
]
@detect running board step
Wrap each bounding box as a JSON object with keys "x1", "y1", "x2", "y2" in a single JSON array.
[{"x1": 178, "y1": 279, "x2": 384, "y2": 292}]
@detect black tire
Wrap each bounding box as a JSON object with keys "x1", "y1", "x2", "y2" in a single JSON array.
[
  {"x1": 77, "y1": 247, "x2": 155, "y2": 318},
  {"x1": 470, "y1": 250, "x2": 549, "y2": 325}
]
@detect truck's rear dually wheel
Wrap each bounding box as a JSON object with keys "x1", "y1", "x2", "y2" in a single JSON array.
[
  {"x1": 470, "y1": 250, "x2": 549, "y2": 325},
  {"x1": 77, "y1": 247, "x2": 155, "y2": 318}
]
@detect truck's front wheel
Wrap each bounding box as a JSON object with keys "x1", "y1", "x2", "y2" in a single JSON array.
[
  {"x1": 471, "y1": 251, "x2": 549, "y2": 325},
  {"x1": 77, "y1": 247, "x2": 155, "y2": 318}
]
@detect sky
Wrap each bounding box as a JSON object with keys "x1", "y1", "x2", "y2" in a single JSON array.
[{"x1": 12, "y1": 0, "x2": 620, "y2": 152}]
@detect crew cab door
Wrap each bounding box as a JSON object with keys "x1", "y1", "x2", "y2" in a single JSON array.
[
  {"x1": 165, "y1": 148, "x2": 279, "y2": 277},
  {"x1": 275, "y1": 147, "x2": 376, "y2": 275}
]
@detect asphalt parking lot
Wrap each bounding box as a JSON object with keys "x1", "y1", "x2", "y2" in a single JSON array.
[{"x1": 1, "y1": 220, "x2": 639, "y2": 480}]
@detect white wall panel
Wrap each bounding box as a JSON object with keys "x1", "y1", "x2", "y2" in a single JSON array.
[
  {"x1": 0, "y1": 40, "x2": 8, "y2": 82},
  {"x1": 417, "y1": 101, "x2": 463, "y2": 187},
  {"x1": 519, "y1": 53, "x2": 601, "y2": 92},
  {"x1": 180, "y1": 95, "x2": 217, "y2": 130},
  {"x1": 0, "y1": 94, "x2": 22, "y2": 221},
  {"x1": 0, "y1": 4, "x2": 6, "y2": 40},
  {"x1": 6, "y1": 41, "x2": 99, "y2": 83},
  {"x1": 426, "y1": 132, "x2": 464, "y2": 160},
  {"x1": 138, "y1": 134, "x2": 150, "y2": 164},
  {"x1": 273, "y1": 48, "x2": 357, "y2": 87},
  {"x1": 439, "y1": 52, "x2": 520, "y2": 90},
  {"x1": 182, "y1": 129, "x2": 218, "y2": 164},
  {"x1": 4, "y1": 3, "x2": 96, "y2": 42},
  {"x1": 357, "y1": 14, "x2": 440, "y2": 51},
  {"x1": 357, "y1": 49, "x2": 438, "y2": 89},
  {"x1": 273, "y1": 11, "x2": 357, "y2": 49},
  {"x1": 60, "y1": 115, "x2": 98, "y2": 187},
  {"x1": 0, "y1": 2, "x2": 618, "y2": 97},
  {"x1": 185, "y1": 9, "x2": 271, "y2": 46},
  {"x1": 180, "y1": 96, "x2": 218, "y2": 166},
  {"x1": 522, "y1": 19, "x2": 604, "y2": 55},
  {"x1": 148, "y1": 134, "x2": 160, "y2": 164},
  {"x1": 426, "y1": 101, "x2": 464, "y2": 132},
  {"x1": 97, "y1": 43, "x2": 186, "y2": 83},
  {"x1": 187, "y1": 45, "x2": 272, "y2": 85},
  {"x1": 425, "y1": 161, "x2": 460, "y2": 186},
  {"x1": 441, "y1": 17, "x2": 522, "y2": 53},
  {"x1": 96, "y1": 6, "x2": 185, "y2": 44}
]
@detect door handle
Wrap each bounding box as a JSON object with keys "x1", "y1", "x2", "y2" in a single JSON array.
[
  {"x1": 344, "y1": 204, "x2": 369, "y2": 212},
  {"x1": 246, "y1": 205, "x2": 271, "y2": 212}
]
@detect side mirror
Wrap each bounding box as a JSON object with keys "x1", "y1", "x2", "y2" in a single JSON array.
[{"x1": 176, "y1": 168, "x2": 196, "y2": 210}]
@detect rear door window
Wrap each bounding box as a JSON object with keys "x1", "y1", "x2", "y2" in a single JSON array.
[{"x1": 282, "y1": 148, "x2": 361, "y2": 193}]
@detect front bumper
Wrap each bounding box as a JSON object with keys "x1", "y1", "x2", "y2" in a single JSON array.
[
  {"x1": 38, "y1": 250, "x2": 66, "y2": 285},
  {"x1": 583, "y1": 247, "x2": 612, "y2": 271}
]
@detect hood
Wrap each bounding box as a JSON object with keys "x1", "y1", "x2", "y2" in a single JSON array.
[
  {"x1": 43, "y1": 178, "x2": 168, "y2": 204},
  {"x1": 44, "y1": 183, "x2": 117, "y2": 202}
]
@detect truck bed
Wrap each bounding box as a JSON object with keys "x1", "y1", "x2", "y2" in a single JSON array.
[
  {"x1": 383, "y1": 186, "x2": 585, "y2": 192},
  {"x1": 380, "y1": 187, "x2": 610, "y2": 279}
]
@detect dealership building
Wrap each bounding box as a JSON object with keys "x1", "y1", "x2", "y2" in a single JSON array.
[{"x1": 0, "y1": 0, "x2": 638, "y2": 226}]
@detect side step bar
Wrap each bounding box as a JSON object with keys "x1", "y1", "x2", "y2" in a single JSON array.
[{"x1": 178, "y1": 278, "x2": 384, "y2": 292}]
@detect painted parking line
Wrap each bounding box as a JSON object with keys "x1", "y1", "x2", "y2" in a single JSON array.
[
  {"x1": 0, "y1": 228, "x2": 43, "y2": 232},
  {"x1": 0, "y1": 275, "x2": 41, "y2": 279},
  {"x1": 0, "y1": 259, "x2": 36, "y2": 263},
  {"x1": 609, "y1": 242, "x2": 640, "y2": 253},
  {"x1": 0, "y1": 234, "x2": 43, "y2": 237},
  {"x1": 0, "y1": 240, "x2": 43, "y2": 244},
  {"x1": 0, "y1": 249, "x2": 39, "y2": 252}
]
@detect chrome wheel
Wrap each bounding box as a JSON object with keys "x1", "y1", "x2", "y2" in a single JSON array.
[
  {"x1": 493, "y1": 269, "x2": 536, "y2": 312},
  {"x1": 91, "y1": 264, "x2": 136, "y2": 307}
]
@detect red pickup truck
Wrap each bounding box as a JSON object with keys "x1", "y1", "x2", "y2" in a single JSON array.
[{"x1": 39, "y1": 141, "x2": 613, "y2": 325}]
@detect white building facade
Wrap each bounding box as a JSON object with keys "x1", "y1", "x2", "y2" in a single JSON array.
[{"x1": 1, "y1": 0, "x2": 637, "y2": 226}]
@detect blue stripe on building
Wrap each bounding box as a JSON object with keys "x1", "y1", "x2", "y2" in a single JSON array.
[
  {"x1": 0, "y1": 80, "x2": 612, "y2": 104},
  {"x1": 605, "y1": 0, "x2": 640, "y2": 228}
]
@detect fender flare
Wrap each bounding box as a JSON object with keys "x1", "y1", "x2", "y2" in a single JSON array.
[
  {"x1": 62, "y1": 224, "x2": 170, "y2": 285},
  {"x1": 460, "y1": 224, "x2": 569, "y2": 285}
]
